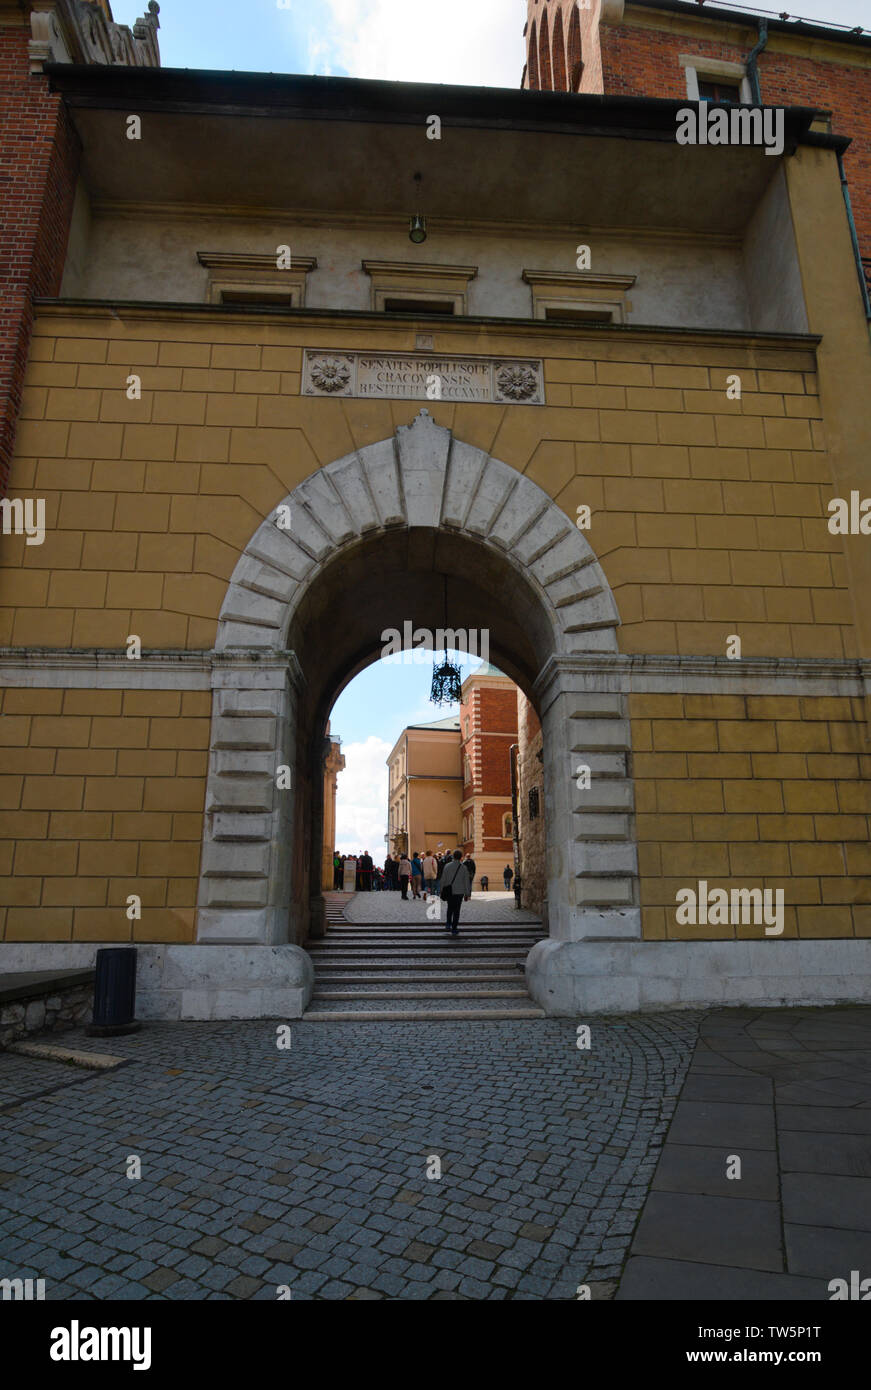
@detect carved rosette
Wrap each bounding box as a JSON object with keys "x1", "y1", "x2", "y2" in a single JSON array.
[
  {"x1": 495, "y1": 363, "x2": 540, "y2": 403},
  {"x1": 308, "y1": 357, "x2": 353, "y2": 395}
]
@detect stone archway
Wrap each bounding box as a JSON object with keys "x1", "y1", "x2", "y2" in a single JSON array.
[{"x1": 194, "y1": 410, "x2": 640, "y2": 1015}]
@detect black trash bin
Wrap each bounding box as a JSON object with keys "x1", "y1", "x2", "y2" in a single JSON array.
[
  {"x1": 87, "y1": 947, "x2": 141, "y2": 1037},
  {"x1": 513, "y1": 876, "x2": 522, "y2": 909}
]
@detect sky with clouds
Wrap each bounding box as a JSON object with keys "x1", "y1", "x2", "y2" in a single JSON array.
[
  {"x1": 329, "y1": 653, "x2": 486, "y2": 857},
  {"x1": 113, "y1": 1, "x2": 870, "y2": 80}
]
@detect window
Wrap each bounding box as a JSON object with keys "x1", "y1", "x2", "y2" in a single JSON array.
[
  {"x1": 502, "y1": 813, "x2": 513, "y2": 838},
  {"x1": 523, "y1": 269, "x2": 635, "y2": 325},
  {"x1": 219, "y1": 289, "x2": 296, "y2": 307},
  {"x1": 382, "y1": 297, "x2": 455, "y2": 316},
  {"x1": 363, "y1": 260, "x2": 477, "y2": 316},
  {"x1": 464, "y1": 717, "x2": 470, "y2": 738},
  {"x1": 698, "y1": 79, "x2": 741, "y2": 105},
  {"x1": 463, "y1": 755, "x2": 472, "y2": 786},
  {"x1": 528, "y1": 787, "x2": 540, "y2": 821},
  {"x1": 680, "y1": 55, "x2": 752, "y2": 105},
  {"x1": 198, "y1": 252, "x2": 316, "y2": 307},
  {"x1": 544, "y1": 306, "x2": 614, "y2": 324}
]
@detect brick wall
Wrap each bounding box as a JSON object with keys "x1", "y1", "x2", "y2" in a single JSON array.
[
  {"x1": 598, "y1": 23, "x2": 871, "y2": 272},
  {"x1": 524, "y1": 1, "x2": 585, "y2": 92},
  {"x1": 0, "y1": 22, "x2": 81, "y2": 497},
  {"x1": 0, "y1": 685, "x2": 209, "y2": 944},
  {"x1": 631, "y1": 692, "x2": 871, "y2": 942}
]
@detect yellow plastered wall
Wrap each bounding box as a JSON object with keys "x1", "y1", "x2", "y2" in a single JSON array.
[
  {"x1": 0, "y1": 684, "x2": 209, "y2": 943},
  {"x1": 0, "y1": 311, "x2": 863, "y2": 946},
  {"x1": 0, "y1": 312, "x2": 851, "y2": 660},
  {"x1": 631, "y1": 692, "x2": 871, "y2": 942}
]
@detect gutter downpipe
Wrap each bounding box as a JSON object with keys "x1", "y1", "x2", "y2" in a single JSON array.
[
  {"x1": 838, "y1": 151, "x2": 871, "y2": 320},
  {"x1": 745, "y1": 18, "x2": 869, "y2": 321},
  {"x1": 745, "y1": 18, "x2": 768, "y2": 106}
]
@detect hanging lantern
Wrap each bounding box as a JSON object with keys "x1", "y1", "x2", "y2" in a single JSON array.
[
  {"x1": 430, "y1": 653, "x2": 463, "y2": 706},
  {"x1": 429, "y1": 574, "x2": 462, "y2": 705}
]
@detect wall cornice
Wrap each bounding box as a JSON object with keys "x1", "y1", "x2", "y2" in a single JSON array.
[{"x1": 30, "y1": 299, "x2": 822, "y2": 354}]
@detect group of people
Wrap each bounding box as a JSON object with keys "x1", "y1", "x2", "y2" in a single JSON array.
[
  {"x1": 333, "y1": 849, "x2": 478, "y2": 898},
  {"x1": 392, "y1": 850, "x2": 477, "y2": 902},
  {"x1": 331, "y1": 849, "x2": 517, "y2": 937}
]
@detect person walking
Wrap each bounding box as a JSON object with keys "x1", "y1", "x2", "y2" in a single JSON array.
[
  {"x1": 464, "y1": 854, "x2": 477, "y2": 892},
  {"x1": 441, "y1": 849, "x2": 471, "y2": 937},
  {"x1": 503, "y1": 863, "x2": 513, "y2": 891},
  {"x1": 410, "y1": 851, "x2": 423, "y2": 899},
  {"x1": 433, "y1": 854, "x2": 444, "y2": 896},
  {"x1": 398, "y1": 853, "x2": 412, "y2": 900},
  {"x1": 422, "y1": 850, "x2": 438, "y2": 901},
  {"x1": 333, "y1": 852, "x2": 342, "y2": 890}
]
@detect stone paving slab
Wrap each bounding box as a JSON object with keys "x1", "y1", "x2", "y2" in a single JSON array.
[
  {"x1": 617, "y1": 1005, "x2": 871, "y2": 1301},
  {"x1": 630, "y1": 1190, "x2": 783, "y2": 1270},
  {"x1": 619, "y1": 1256, "x2": 826, "y2": 1301},
  {"x1": 651, "y1": 1142, "x2": 780, "y2": 1201},
  {"x1": 344, "y1": 892, "x2": 541, "y2": 925},
  {"x1": 0, "y1": 1012, "x2": 698, "y2": 1300}
]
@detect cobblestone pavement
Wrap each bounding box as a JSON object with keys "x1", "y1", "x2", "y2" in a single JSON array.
[
  {"x1": 0, "y1": 1013, "x2": 699, "y2": 1300},
  {"x1": 345, "y1": 891, "x2": 541, "y2": 924}
]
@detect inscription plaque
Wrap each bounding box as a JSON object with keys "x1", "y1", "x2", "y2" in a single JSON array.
[{"x1": 303, "y1": 350, "x2": 544, "y2": 405}]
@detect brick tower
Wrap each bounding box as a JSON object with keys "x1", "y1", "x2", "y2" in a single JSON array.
[{"x1": 522, "y1": 0, "x2": 584, "y2": 92}]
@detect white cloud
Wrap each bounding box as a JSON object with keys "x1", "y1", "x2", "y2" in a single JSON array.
[
  {"x1": 312, "y1": 0, "x2": 527, "y2": 87},
  {"x1": 334, "y1": 734, "x2": 391, "y2": 855}
]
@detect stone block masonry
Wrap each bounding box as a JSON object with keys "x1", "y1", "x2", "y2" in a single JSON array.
[
  {"x1": 631, "y1": 690, "x2": 871, "y2": 943},
  {"x1": 0, "y1": 968, "x2": 93, "y2": 1048}
]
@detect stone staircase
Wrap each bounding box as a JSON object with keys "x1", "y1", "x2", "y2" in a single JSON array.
[{"x1": 303, "y1": 913, "x2": 548, "y2": 1021}]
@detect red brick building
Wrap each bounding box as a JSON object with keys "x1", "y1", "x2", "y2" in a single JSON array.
[
  {"x1": 522, "y1": 0, "x2": 871, "y2": 303},
  {"x1": 458, "y1": 665, "x2": 518, "y2": 887},
  {"x1": 0, "y1": 0, "x2": 159, "y2": 496}
]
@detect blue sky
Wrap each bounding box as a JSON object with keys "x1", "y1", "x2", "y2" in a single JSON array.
[
  {"x1": 113, "y1": 1, "x2": 869, "y2": 82},
  {"x1": 110, "y1": 1, "x2": 527, "y2": 84},
  {"x1": 328, "y1": 651, "x2": 491, "y2": 857}
]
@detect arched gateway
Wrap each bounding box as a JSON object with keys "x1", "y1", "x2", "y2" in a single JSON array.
[{"x1": 191, "y1": 411, "x2": 640, "y2": 1017}]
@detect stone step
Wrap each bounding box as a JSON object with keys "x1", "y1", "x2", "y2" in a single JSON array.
[
  {"x1": 308, "y1": 935, "x2": 544, "y2": 947},
  {"x1": 307, "y1": 939, "x2": 541, "y2": 950},
  {"x1": 307, "y1": 959, "x2": 534, "y2": 972},
  {"x1": 312, "y1": 988, "x2": 530, "y2": 1000},
  {"x1": 326, "y1": 922, "x2": 542, "y2": 930},
  {"x1": 307, "y1": 951, "x2": 532, "y2": 962},
  {"x1": 314, "y1": 973, "x2": 524, "y2": 984},
  {"x1": 302, "y1": 1006, "x2": 547, "y2": 1021}
]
